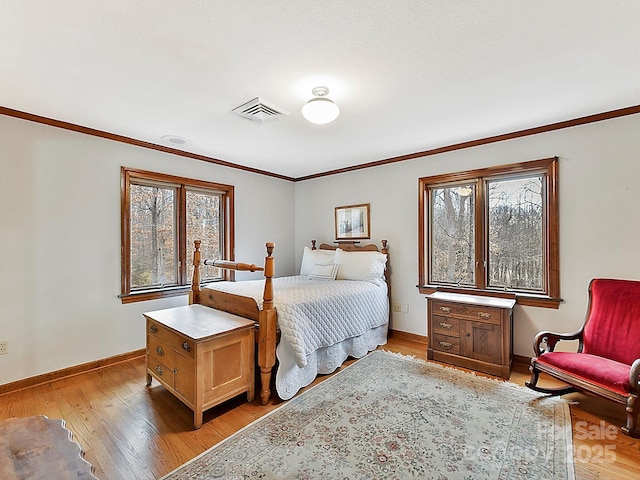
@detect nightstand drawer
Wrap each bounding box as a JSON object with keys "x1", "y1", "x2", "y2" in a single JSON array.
[
  {"x1": 432, "y1": 301, "x2": 500, "y2": 324},
  {"x1": 147, "y1": 335, "x2": 176, "y2": 367},
  {"x1": 147, "y1": 320, "x2": 195, "y2": 359},
  {"x1": 432, "y1": 315, "x2": 460, "y2": 336},
  {"x1": 148, "y1": 355, "x2": 174, "y2": 385},
  {"x1": 432, "y1": 334, "x2": 461, "y2": 354}
]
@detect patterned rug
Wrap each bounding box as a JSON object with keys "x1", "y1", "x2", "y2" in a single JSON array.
[{"x1": 162, "y1": 350, "x2": 574, "y2": 480}]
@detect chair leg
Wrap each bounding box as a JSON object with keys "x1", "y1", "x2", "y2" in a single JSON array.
[
  {"x1": 525, "y1": 363, "x2": 577, "y2": 396},
  {"x1": 622, "y1": 395, "x2": 640, "y2": 438},
  {"x1": 524, "y1": 363, "x2": 541, "y2": 389}
]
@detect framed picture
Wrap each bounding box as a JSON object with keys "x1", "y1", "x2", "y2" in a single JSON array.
[{"x1": 335, "y1": 203, "x2": 370, "y2": 240}]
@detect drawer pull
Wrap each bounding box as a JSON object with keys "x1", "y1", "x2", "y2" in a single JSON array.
[
  {"x1": 182, "y1": 342, "x2": 191, "y2": 352},
  {"x1": 478, "y1": 312, "x2": 491, "y2": 319},
  {"x1": 156, "y1": 346, "x2": 164, "y2": 356},
  {"x1": 438, "y1": 322, "x2": 453, "y2": 330},
  {"x1": 149, "y1": 325, "x2": 158, "y2": 334},
  {"x1": 439, "y1": 306, "x2": 451, "y2": 314},
  {"x1": 438, "y1": 341, "x2": 453, "y2": 350},
  {"x1": 155, "y1": 365, "x2": 163, "y2": 376}
]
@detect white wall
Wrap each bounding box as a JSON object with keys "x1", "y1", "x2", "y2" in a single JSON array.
[
  {"x1": 0, "y1": 115, "x2": 295, "y2": 385},
  {"x1": 294, "y1": 113, "x2": 640, "y2": 357},
  {"x1": 3, "y1": 112, "x2": 640, "y2": 385}
]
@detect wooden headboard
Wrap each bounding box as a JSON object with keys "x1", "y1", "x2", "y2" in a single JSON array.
[{"x1": 313, "y1": 239, "x2": 387, "y2": 252}]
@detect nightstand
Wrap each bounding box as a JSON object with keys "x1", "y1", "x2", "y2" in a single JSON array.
[
  {"x1": 144, "y1": 304, "x2": 255, "y2": 429},
  {"x1": 427, "y1": 292, "x2": 516, "y2": 379}
]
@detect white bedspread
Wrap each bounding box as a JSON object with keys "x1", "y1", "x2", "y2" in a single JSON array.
[
  {"x1": 204, "y1": 276, "x2": 389, "y2": 368},
  {"x1": 275, "y1": 322, "x2": 388, "y2": 400}
]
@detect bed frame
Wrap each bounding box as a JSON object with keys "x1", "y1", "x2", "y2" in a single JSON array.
[{"x1": 189, "y1": 239, "x2": 389, "y2": 405}]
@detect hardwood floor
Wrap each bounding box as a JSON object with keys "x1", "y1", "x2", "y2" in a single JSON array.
[{"x1": 1, "y1": 336, "x2": 638, "y2": 479}]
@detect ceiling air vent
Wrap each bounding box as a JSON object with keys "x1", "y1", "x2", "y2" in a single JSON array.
[{"x1": 232, "y1": 97, "x2": 289, "y2": 123}]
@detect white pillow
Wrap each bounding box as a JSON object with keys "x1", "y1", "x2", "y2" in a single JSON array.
[
  {"x1": 334, "y1": 248, "x2": 387, "y2": 285},
  {"x1": 308, "y1": 263, "x2": 339, "y2": 281},
  {"x1": 300, "y1": 246, "x2": 336, "y2": 276}
]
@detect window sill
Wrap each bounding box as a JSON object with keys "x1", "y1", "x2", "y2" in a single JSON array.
[
  {"x1": 120, "y1": 286, "x2": 191, "y2": 304},
  {"x1": 417, "y1": 285, "x2": 561, "y2": 309}
]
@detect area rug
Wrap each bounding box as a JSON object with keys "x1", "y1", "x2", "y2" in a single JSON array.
[{"x1": 162, "y1": 350, "x2": 574, "y2": 480}]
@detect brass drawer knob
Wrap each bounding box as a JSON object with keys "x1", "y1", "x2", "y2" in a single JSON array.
[
  {"x1": 438, "y1": 341, "x2": 453, "y2": 350},
  {"x1": 156, "y1": 346, "x2": 164, "y2": 356},
  {"x1": 182, "y1": 342, "x2": 191, "y2": 352},
  {"x1": 155, "y1": 365, "x2": 163, "y2": 376},
  {"x1": 149, "y1": 325, "x2": 158, "y2": 334},
  {"x1": 438, "y1": 322, "x2": 453, "y2": 330},
  {"x1": 439, "y1": 306, "x2": 451, "y2": 314},
  {"x1": 478, "y1": 312, "x2": 491, "y2": 319}
]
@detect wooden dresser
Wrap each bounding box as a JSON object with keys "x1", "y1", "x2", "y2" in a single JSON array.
[
  {"x1": 144, "y1": 304, "x2": 255, "y2": 429},
  {"x1": 426, "y1": 292, "x2": 516, "y2": 379}
]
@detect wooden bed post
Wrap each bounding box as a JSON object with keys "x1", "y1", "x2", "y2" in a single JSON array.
[
  {"x1": 381, "y1": 240, "x2": 389, "y2": 280},
  {"x1": 258, "y1": 242, "x2": 276, "y2": 405},
  {"x1": 381, "y1": 240, "x2": 392, "y2": 327},
  {"x1": 189, "y1": 240, "x2": 202, "y2": 304}
]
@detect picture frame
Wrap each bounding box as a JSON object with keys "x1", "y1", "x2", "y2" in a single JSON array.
[{"x1": 334, "y1": 203, "x2": 370, "y2": 240}]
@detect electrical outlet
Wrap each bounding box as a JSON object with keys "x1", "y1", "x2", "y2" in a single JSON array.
[
  {"x1": 0, "y1": 341, "x2": 7, "y2": 355},
  {"x1": 392, "y1": 304, "x2": 409, "y2": 314}
]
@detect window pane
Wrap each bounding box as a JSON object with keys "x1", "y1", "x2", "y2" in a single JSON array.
[
  {"x1": 130, "y1": 184, "x2": 177, "y2": 289},
  {"x1": 186, "y1": 190, "x2": 223, "y2": 282},
  {"x1": 487, "y1": 176, "x2": 543, "y2": 291},
  {"x1": 430, "y1": 185, "x2": 475, "y2": 285}
]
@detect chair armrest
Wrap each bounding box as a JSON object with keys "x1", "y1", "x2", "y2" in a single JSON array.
[
  {"x1": 629, "y1": 359, "x2": 640, "y2": 395},
  {"x1": 532, "y1": 329, "x2": 583, "y2": 357}
]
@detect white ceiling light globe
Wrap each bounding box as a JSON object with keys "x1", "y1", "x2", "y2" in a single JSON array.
[{"x1": 301, "y1": 87, "x2": 340, "y2": 124}]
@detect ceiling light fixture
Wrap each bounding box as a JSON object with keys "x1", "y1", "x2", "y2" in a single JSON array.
[
  {"x1": 301, "y1": 87, "x2": 340, "y2": 124},
  {"x1": 160, "y1": 135, "x2": 192, "y2": 146}
]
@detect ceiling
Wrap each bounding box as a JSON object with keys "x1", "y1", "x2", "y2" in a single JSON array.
[{"x1": 2, "y1": 1, "x2": 640, "y2": 179}]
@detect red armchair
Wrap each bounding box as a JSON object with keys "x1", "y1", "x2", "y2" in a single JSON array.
[{"x1": 526, "y1": 278, "x2": 640, "y2": 437}]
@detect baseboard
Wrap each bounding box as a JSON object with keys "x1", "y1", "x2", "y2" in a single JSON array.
[
  {"x1": 0, "y1": 343, "x2": 528, "y2": 395},
  {"x1": 0, "y1": 349, "x2": 146, "y2": 396},
  {"x1": 389, "y1": 329, "x2": 427, "y2": 344},
  {"x1": 513, "y1": 354, "x2": 532, "y2": 367}
]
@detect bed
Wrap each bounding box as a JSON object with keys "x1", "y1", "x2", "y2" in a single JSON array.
[{"x1": 189, "y1": 240, "x2": 390, "y2": 404}]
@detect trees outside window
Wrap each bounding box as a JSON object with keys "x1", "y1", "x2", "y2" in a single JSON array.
[
  {"x1": 430, "y1": 183, "x2": 476, "y2": 286},
  {"x1": 130, "y1": 183, "x2": 176, "y2": 289},
  {"x1": 487, "y1": 176, "x2": 544, "y2": 291},
  {"x1": 121, "y1": 168, "x2": 234, "y2": 303},
  {"x1": 419, "y1": 157, "x2": 559, "y2": 308}
]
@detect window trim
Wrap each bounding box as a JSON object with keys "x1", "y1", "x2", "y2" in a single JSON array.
[
  {"x1": 120, "y1": 167, "x2": 234, "y2": 303},
  {"x1": 418, "y1": 157, "x2": 560, "y2": 308}
]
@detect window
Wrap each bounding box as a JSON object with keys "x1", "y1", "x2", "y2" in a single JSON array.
[
  {"x1": 418, "y1": 157, "x2": 559, "y2": 308},
  {"x1": 121, "y1": 167, "x2": 234, "y2": 303}
]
